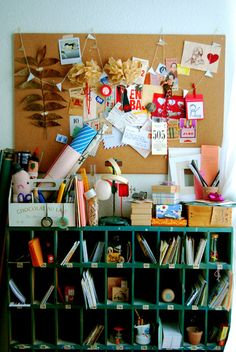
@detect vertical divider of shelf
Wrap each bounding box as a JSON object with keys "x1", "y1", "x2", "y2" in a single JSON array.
[
  {"x1": 182, "y1": 228, "x2": 187, "y2": 345},
  {"x1": 104, "y1": 229, "x2": 108, "y2": 345},
  {"x1": 156, "y1": 228, "x2": 160, "y2": 326},
  {"x1": 80, "y1": 229, "x2": 84, "y2": 346},
  {"x1": 30, "y1": 229, "x2": 35, "y2": 346},
  {"x1": 205, "y1": 229, "x2": 210, "y2": 346},
  {"x1": 54, "y1": 229, "x2": 58, "y2": 347},
  {"x1": 131, "y1": 229, "x2": 135, "y2": 345}
]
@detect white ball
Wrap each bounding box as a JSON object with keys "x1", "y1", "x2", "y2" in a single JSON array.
[{"x1": 95, "y1": 179, "x2": 111, "y2": 200}]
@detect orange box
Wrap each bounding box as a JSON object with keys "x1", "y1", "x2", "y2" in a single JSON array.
[{"x1": 151, "y1": 218, "x2": 187, "y2": 227}]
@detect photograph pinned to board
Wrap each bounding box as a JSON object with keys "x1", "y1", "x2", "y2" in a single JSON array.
[
  {"x1": 181, "y1": 41, "x2": 221, "y2": 73},
  {"x1": 58, "y1": 37, "x2": 82, "y2": 65}
]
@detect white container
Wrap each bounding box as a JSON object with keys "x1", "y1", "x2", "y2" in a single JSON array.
[{"x1": 8, "y1": 179, "x2": 75, "y2": 227}]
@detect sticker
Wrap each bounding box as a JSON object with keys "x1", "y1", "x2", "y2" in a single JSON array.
[
  {"x1": 96, "y1": 95, "x2": 104, "y2": 104},
  {"x1": 56, "y1": 134, "x2": 68, "y2": 144}
]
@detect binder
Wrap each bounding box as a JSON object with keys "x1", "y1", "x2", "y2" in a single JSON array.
[{"x1": 28, "y1": 237, "x2": 44, "y2": 267}]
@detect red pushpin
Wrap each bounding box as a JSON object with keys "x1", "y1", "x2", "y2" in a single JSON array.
[{"x1": 101, "y1": 84, "x2": 112, "y2": 97}]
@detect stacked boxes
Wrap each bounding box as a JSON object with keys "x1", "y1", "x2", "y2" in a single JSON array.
[
  {"x1": 151, "y1": 184, "x2": 185, "y2": 226},
  {"x1": 130, "y1": 201, "x2": 153, "y2": 226},
  {"x1": 152, "y1": 185, "x2": 180, "y2": 205}
]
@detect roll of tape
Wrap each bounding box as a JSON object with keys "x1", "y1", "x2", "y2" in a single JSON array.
[
  {"x1": 84, "y1": 188, "x2": 96, "y2": 200},
  {"x1": 106, "y1": 158, "x2": 121, "y2": 175},
  {"x1": 161, "y1": 288, "x2": 175, "y2": 302},
  {"x1": 101, "y1": 174, "x2": 128, "y2": 184}
]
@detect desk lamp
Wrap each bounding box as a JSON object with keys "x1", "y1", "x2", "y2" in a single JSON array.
[{"x1": 95, "y1": 158, "x2": 130, "y2": 226}]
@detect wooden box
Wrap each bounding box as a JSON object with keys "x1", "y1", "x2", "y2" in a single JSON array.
[{"x1": 187, "y1": 205, "x2": 232, "y2": 227}]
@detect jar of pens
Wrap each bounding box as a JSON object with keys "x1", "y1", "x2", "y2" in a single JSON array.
[{"x1": 189, "y1": 160, "x2": 222, "y2": 201}]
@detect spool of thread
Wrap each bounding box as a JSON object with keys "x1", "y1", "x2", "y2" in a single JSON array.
[{"x1": 161, "y1": 288, "x2": 175, "y2": 302}]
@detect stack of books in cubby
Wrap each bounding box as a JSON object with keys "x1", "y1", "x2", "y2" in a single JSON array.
[{"x1": 130, "y1": 200, "x2": 153, "y2": 226}]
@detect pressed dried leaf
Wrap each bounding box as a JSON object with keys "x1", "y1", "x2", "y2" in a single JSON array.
[
  {"x1": 43, "y1": 92, "x2": 67, "y2": 102},
  {"x1": 23, "y1": 103, "x2": 44, "y2": 111},
  {"x1": 42, "y1": 69, "x2": 64, "y2": 78},
  {"x1": 17, "y1": 81, "x2": 41, "y2": 89},
  {"x1": 21, "y1": 94, "x2": 42, "y2": 104},
  {"x1": 45, "y1": 102, "x2": 66, "y2": 111},
  {"x1": 15, "y1": 56, "x2": 37, "y2": 65},
  {"x1": 32, "y1": 120, "x2": 61, "y2": 127},
  {"x1": 28, "y1": 113, "x2": 63, "y2": 121},
  {"x1": 36, "y1": 45, "x2": 47, "y2": 65},
  {"x1": 40, "y1": 58, "x2": 60, "y2": 66},
  {"x1": 27, "y1": 113, "x2": 43, "y2": 120},
  {"x1": 14, "y1": 67, "x2": 30, "y2": 76},
  {"x1": 43, "y1": 83, "x2": 66, "y2": 92}
]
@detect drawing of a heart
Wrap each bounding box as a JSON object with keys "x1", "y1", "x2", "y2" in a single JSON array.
[
  {"x1": 207, "y1": 53, "x2": 219, "y2": 64},
  {"x1": 168, "y1": 99, "x2": 175, "y2": 106},
  {"x1": 178, "y1": 101, "x2": 184, "y2": 107},
  {"x1": 158, "y1": 98, "x2": 165, "y2": 105}
]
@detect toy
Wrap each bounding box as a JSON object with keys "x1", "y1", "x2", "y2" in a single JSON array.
[{"x1": 11, "y1": 163, "x2": 31, "y2": 202}]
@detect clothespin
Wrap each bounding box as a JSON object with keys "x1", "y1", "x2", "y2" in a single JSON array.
[{"x1": 192, "y1": 83, "x2": 196, "y2": 98}]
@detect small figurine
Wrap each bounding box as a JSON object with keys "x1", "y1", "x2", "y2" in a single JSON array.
[{"x1": 11, "y1": 163, "x2": 31, "y2": 202}]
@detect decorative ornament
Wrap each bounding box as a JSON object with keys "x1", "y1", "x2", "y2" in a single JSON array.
[
  {"x1": 100, "y1": 84, "x2": 112, "y2": 97},
  {"x1": 67, "y1": 60, "x2": 102, "y2": 88},
  {"x1": 104, "y1": 57, "x2": 142, "y2": 86}
]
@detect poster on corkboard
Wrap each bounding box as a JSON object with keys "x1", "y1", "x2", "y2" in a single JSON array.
[{"x1": 13, "y1": 33, "x2": 225, "y2": 174}]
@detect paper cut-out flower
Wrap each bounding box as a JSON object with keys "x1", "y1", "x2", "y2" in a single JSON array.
[
  {"x1": 104, "y1": 57, "x2": 142, "y2": 85},
  {"x1": 67, "y1": 60, "x2": 102, "y2": 87}
]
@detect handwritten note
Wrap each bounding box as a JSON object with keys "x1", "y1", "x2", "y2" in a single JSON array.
[{"x1": 122, "y1": 125, "x2": 150, "y2": 150}]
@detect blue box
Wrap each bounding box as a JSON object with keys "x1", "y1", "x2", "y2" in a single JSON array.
[{"x1": 155, "y1": 204, "x2": 182, "y2": 219}]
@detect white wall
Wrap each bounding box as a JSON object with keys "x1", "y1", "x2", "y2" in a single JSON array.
[
  {"x1": 0, "y1": 0, "x2": 235, "y2": 215},
  {"x1": 0, "y1": 0, "x2": 235, "y2": 149}
]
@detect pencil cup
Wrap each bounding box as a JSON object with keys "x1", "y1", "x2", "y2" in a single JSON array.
[
  {"x1": 202, "y1": 186, "x2": 218, "y2": 200},
  {"x1": 186, "y1": 326, "x2": 203, "y2": 345}
]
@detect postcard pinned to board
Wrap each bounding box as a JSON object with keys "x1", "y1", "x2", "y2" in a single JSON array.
[{"x1": 181, "y1": 41, "x2": 221, "y2": 73}]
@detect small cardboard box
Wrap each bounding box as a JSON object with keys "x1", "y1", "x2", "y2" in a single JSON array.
[
  {"x1": 152, "y1": 185, "x2": 180, "y2": 205},
  {"x1": 187, "y1": 204, "x2": 232, "y2": 227},
  {"x1": 8, "y1": 178, "x2": 75, "y2": 227},
  {"x1": 155, "y1": 204, "x2": 182, "y2": 219}
]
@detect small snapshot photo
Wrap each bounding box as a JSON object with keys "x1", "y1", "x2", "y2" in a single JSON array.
[{"x1": 58, "y1": 37, "x2": 82, "y2": 65}]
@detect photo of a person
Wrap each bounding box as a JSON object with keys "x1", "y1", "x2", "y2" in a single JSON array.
[{"x1": 160, "y1": 72, "x2": 176, "y2": 98}]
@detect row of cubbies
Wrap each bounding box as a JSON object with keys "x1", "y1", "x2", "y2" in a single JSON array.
[{"x1": 7, "y1": 226, "x2": 232, "y2": 351}]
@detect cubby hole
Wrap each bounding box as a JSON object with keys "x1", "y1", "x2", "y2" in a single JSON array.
[
  {"x1": 184, "y1": 310, "x2": 205, "y2": 346},
  {"x1": 159, "y1": 231, "x2": 184, "y2": 265},
  {"x1": 57, "y1": 267, "x2": 84, "y2": 305},
  {"x1": 134, "y1": 268, "x2": 157, "y2": 304},
  {"x1": 8, "y1": 230, "x2": 31, "y2": 263},
  {"x1": 159, "y1": 268, "x2": 182, "y2": 306},
  {"x1": 208, "y1": 231, "x2": 232, "y2": 265},
  {"x1": 107, "y1": 231, "x2": 132, "y2": 263},
  {"x1": 133, "y1": 309, "x2": 158, "y2": 347},
  {"x1": 33, "y1": 230, "x2": 56, "y2": 264},
  {"x1": 159, "y1": 310, "x2": 183, "y2": 349},
  {"x1": 107, "y1": 268, "x2": 131, "y2": 304},
  {"x1": 185, "y1": 231, "x2": 207, "y2": 266},
  {"x1": 134, "y1": 231, "x2": 157, "y2": 264},
  {"x1": 9, "y1": 266, "x2": 31, "y2": 304},
  {"x1": 82, "y1": 310, "x2": 105, "y2": 345},
  {"x1": 208, "y1": 269, "x2": 231, "y2": 309},
  {"x1": 107, "y1": 310, "x2": 132, "y2": 345},
  {"x1": 83, "y1": 230, "x2": 105, "y2": 262},
  {"x1": 57, "y1": 231, "x2": 80, "y2": 264},
  {"x1": 57, "y1": 308, "x2": 81, "y2": 345},
  {"x1": 34, "y1": 309, "x2": 56, "y2": 345},
  {"x1": 33, "y1": 267, "x2": 55, "y2": 304},
  {"x1": 208, "y1": 310, "x2": 230, "y2": 347},
  {"x1": 9, "y1": 308, "x2": 32, "y2": 345},
  {"x1": 185, "y1": 269, "x2": 207, "y2": 307}
]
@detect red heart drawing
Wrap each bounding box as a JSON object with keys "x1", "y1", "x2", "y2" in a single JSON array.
[{"x1": 207, "y1": 53, "x2": 219, "y2": 64}]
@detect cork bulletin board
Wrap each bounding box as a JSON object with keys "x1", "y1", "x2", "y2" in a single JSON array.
[{"x1": 14, "y1": 33, "x2": 225, "y2": 174}]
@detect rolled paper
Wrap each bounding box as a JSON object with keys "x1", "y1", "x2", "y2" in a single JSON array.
[
  {"x1": 70, "y1": 124, "x2": 97, "y2": 154},
  {"x1": 45, "y1": 124, "x2": 97, "y2": 180}
]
